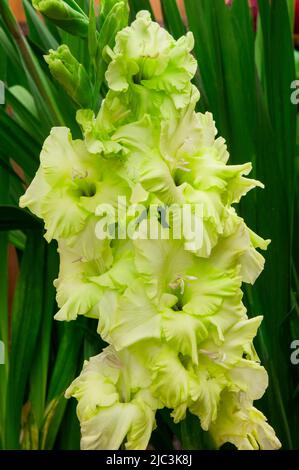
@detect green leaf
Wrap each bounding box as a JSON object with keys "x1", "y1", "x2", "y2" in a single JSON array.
[
  {"x1": 258, "y1": 0, "x2": 296, "y2": 203},
  {"x1": 0, "y1": 26, "x2": 20, "y2": 72},
  {"x1": 8, "y1": 230, "x2": 26, "y2": 251},
  {"x1": 252, "y1": 0, "x2": 296, "y2": 449},
  {"x1": 0, "y1": 155, "x2": 25, "y2": 185},
  {"x1": 23, "y1": 0, "x2": 59, "y2": 52},
  {"x1": 4, "y1": 230, "x2": 45, "y2": 449},
  {"x1": 41, "y1": 321, "x2": 85, "y2": 449},
  {"x1": 0, "y1": 0, "x2": 65, "y2": 126},
  {"x1": 161, "y1": 0, "x2": 186, "y2": 39}
]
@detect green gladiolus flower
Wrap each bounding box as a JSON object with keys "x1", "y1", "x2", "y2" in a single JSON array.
[
  {"x1": 65, "y1": 346, "x2": 159, "y2": 450},
  {"x1": 20, "y1": 10, "x2": 280, "y2": 450}
]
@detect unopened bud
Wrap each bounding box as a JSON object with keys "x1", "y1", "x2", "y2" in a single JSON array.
[{"x1": 45, "y1": 45, "x2": 93, "y2": 108}]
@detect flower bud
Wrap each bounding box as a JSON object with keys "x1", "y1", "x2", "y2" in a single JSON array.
[
  {"x1": 100, "y1": 0, "x2": 128, "y2": 21},
  {"x1": 98, "y1": 1, "x2": 129, "y2": 52},
  {"x1": 32, "y1": 0, "x2": 89, "y2": 37},
  {"x1": 45, "y1": 45, "x2": 92, "y2": 107}
]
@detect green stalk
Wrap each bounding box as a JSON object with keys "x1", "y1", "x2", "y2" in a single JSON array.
[{"x1": 0, "y1": 0, "x2": 64, "y2": 126}]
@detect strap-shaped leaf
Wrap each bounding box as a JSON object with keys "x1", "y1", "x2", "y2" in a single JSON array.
[
  {"x1": 4, "y1": 230, "x2": 45, "y2": 449},
  {"x1": 0, "y1": 206, "x2": 42, "y2": 231}
]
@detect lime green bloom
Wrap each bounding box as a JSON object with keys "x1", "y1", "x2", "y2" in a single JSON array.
[
  {"x1": 19, "y1": 127, "x2": 130, "y2": 243},
  {"x1": 105, "y1": 11, "x2": 197, "y2": 108},
  {"x1": 20, "y1": 127, "x2": 95, "y2": 241},
  {"x1": 32, "y1": 0, "x2": 89, "y2": 37},
  {"x1": 20, "y1": 10, "x2": 280, "y2": 450},
  {"x1": 53, "y1": 240, "x2": 109, "y2": 321}
]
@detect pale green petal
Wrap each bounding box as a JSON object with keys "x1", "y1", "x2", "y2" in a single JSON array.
[
  {"x1": 66, "y1": 346, "x2": 157, "y2": 450},
  {"x1": 79, "y1": 171, "x2": 131, "y2": 215},
  {"x1": 208, "y1": 294, "x2": 247, "y2": 342},
  {"x1": 80, "y1": 403, "x2": 135, "y2": 450},
  {"x1": 141, "y1": 32, "x2": 196, "y2": 101},
  {"x1": 81, "y1": 401, "x2": 156, "y2": 450},
  {"x1": 97, "y1": 290, "x2": 120, "y2": 343},
  {"x1": 67, "y1": 215, "x2": 113, "y2": 263},
  {"x1": 249, "y1": 228, "x2": 271, "y2": 250},
  {"x1": 134, "y1": 237, "x2": 193, "y2": 299},
  {"x1": 159, "y1": 89, "x2": 201, "y2": 167},
  {"x1": 177, "y1": 155, "x2": 252, "y2": 193},
  {"x1": 94, "y1": 90, "x2": 133, "y2": 134},
  {"x1": 39, "y1": 127, "x2": 74, "y2": 187},
  {"x1": 110, "y1": 280, "x2": 161, "y2": 349},
  {"x1": 112, "y1": 115, "x2": 157, "y2": 151},
  {"x1": 91, "y1": 249, "x2": 136, "y2": 290},
  {"x1": 239, "y1": 245, "x2": 266, "y2": 284},
  {"x1": 210, "y1": 215, "x2": 268, "y2": 284},
  {"x1": 105, "y1": 56, "x2": 139, "y2": 92},
  {"x1": 151, "y1": 347, "x2": 191, "y2": 418},
  {"x1": 161, "y1": 311, "x2": 208, "y2": 364},
  {"x1": 182, "y1": 265, "x2": 241, "y2": 317},
  {"x1": 125, "y1": 398, "x2": 157, "y2": 450},
  {"x1": 40, "y1": 186, "x2": 88, "y2": 242},
  {"x1": 19, "y1": 167, "x2": 50, "y2": 218},
  {"x1": 114, "y1": 11, "x2": 173, "y2": 59},
  {"x1": 132, "y1": 151, "x2": 182, "y2": 204},
  {"x1": 76, "y1": 106, "x2": 127, "y2": 156},
  {"x1": 65, "y1": 355, "x2": 119, "y2": 421},
  {"x1": 113, "y1": 117, "x2": 182, "y2": 204},
  {"x1": 226, "y1": 175, "x2": 264, "y2": 205},
  {"x1": 199, "y1": 316, "x2": 263, "y2": 366},
  {"x1": 189, "y1": 368, "x2": 227, "y2": 431},
  {"x1": 179, "y1": 182, "x2": 225, "y2": 257},
  {"x1": 54, "y1": 242, "x2": 104, "y2": 321},
  {"x1": 228, "y1": 359, "x2": 268, "y2": 401},
  {"x1": 210, "y1": 392, "x2": 281, "y2": 450}
]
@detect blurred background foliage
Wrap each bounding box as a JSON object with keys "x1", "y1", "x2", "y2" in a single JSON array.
[{"x1": 0, "y1": 0, "x2": 298, "y2": 450}]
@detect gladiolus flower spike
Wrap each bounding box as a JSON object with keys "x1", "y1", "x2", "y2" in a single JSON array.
[{"x1": 20, "y1": 11, "x2": 281, "y2": 451}]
